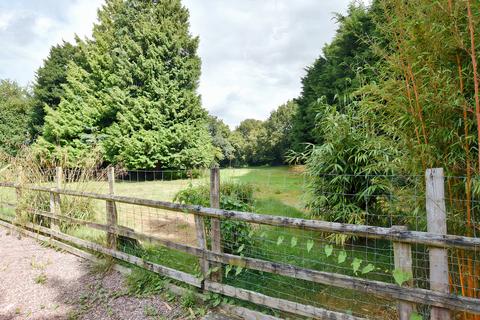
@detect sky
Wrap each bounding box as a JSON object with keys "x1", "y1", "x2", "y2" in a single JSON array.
[{"x1": 0, "y1": 0, "x2": 352, "y2": 128}]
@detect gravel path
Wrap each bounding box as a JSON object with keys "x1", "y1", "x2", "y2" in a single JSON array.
[{"x1": 0, "y1": 226, "x2": 194, "y2": 320}]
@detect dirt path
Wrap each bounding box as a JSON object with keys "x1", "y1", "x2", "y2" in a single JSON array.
[{"x1": 0, "y1": 226, "x2": 193, "y2": 320}]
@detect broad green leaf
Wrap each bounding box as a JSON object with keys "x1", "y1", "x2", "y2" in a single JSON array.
[
  {"x1": 260, "y1": 232, "x2": 267, "y2": 238},
  {"x1": 351, "y1": 258, "x2": 362, "y2": 274},
  {"x1": 276, "y1": 236, "x2": 284, "y2": 246},
  {"x1": 410, "y1": 313, "x2": 423, "y2": 320},
  {"x1": 338, "y1": 251, "x2": 347, "y2": 264},
  {"x1": 361, "y1": 263, "x2": 375, "y2": 274},
  {"x1": 290, "y1": 237, "x2": 298, "y2": 248},
  {"x1": 306, "y1": 240, "x2": 314, "y2": 252},
  {"x1": 324, "y1": 244, "x2": 333, "y2": 257},
  {"x1": 392, "y1": 269, "x2": 412, "y2": 286}
]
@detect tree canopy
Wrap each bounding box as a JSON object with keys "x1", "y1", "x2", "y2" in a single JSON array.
[
  {"x1": 34, "y1": 0, "x2": 213, "y2": 169},
  {"x1": 291, "y1": 2, "x2": 379, "y2": 150},
  {"x1": 0, "y1": 80, "x2": 33, "y2": 156},
  {"x1": 31, "y1": 40, "x2": 85, "y2": 138}
]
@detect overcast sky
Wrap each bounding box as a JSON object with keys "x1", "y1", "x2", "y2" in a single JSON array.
[{"x1": 0, "y1": 0, "x2": 352, "y2": 127}]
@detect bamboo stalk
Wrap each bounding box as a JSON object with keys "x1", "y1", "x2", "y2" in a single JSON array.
[
  {"x1": 406, "y1": 64, "x2": 428, "y2": 145},
  {"x1": 466, "y1": 0, "x2": 480, "y2": 173}
]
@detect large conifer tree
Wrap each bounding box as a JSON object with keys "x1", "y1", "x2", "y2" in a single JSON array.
[
  {"x1": 31, "y1": 40, "x2": 84, "y2": 139},
  {"x1": 36, "y1": 0, "x2": 213, "y2": 169}
]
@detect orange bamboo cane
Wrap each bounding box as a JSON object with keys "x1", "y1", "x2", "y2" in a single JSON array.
[
  {"x1": 406, "y1": 64, "x2": 428, "y2": 145},
  {"x1": 466, "y1": 0, "x2": 480, "y2": 173}
]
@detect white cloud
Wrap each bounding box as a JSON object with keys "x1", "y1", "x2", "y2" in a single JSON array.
[
  {"x1": 0, "y1": 12, "x2": 14, "y2": 30},
  {"x1": 183, "y1": 0, "x2": 352, "y2": 127},
  {"x1": 0, "y1": 0, "x2": 351, "y2": 127},
  {"x1": 0, "y1": 0, "x2": 102, "y2": 86},
  {"x1": 33, "y1": 16, "x2": 56, "y2": 35}
]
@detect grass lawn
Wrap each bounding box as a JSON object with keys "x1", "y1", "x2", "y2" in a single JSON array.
[{"x1": 221, "y1": 166, "x2": 306, "y2": 216}]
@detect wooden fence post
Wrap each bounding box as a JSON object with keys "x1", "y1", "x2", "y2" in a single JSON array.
[
  {"x1": 210, "y1": 166, "x2": 222, "y2": 282},
  {"x1": 51, "y1": 167, "x2": 62, "y2": 231},
  {"x1": 106, "y1": 167, "x2": 118, "y2": 249},
  {"x1": 392, "y1": 225, "x2": 415, "y2": 320},
  {"x1": 425, "y1": 168, "x2": 452, "y2": 320},
  {"x1": 194, "y1": 214, "x2": 209, "y2": 283},
  {"x1": 14, "y1": 166, "x2": 23, "y2": 220}
]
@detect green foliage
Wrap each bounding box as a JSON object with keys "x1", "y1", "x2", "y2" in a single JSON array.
[
  {"x1": 365, "y1": 0, "x2": 480, "y2": 235},
  {"x1": 174, "y1": 181, "x2": 254, "y2": 254},
  {"x1": 126, "y1": 267, "x2": 167, "y2": 296},
  {"x1": 208, "y1": 116, "x2": 235, "y2": 165},
  {"x1": 229, "y1": 101, "x2": 297, "y2": 166},
  {"x1": 231, "y1": 119, "x2": 266, "y2": 166},
  {"x1": 31, "y1": 40, "x2": 85, "y2": 138},
  {"x1": 259, "y1": 101, "x2": 298, "y2": 164},
  {"x1": 338, "y1": 250, "x2": 347, "y2": 264},
  {"x1": 290, "y1": 2, "x2": 380, "y2": 151},
  {"x1": 410, "y1": 312, "x2": 423, "y2": 320},
  {"x1": 306, "y1": 239, "x2": 314, "y2": 253},
  {"x1": 35, "y1": 0, "x2": 213, "y2": 169},
  {"x1": 0, "y1": 80, "x2": 33, "y2": 156},
  {"x1": 392, "y1": 269, "x2": 413, "y2": 287},
  {"x1": 303, "y1": 105, "x2": 399, "y2": 242},
  {"x1": 351, "y1": 258, "x2": 362, "y2": 275},
  {"x1": 180, "y1": 290, "x2": 196, "y2": 309},
  {"x1": 324, "y1": 244, "x2": 333, "y2": 257},
  {"x1": 361, "y1": 263, "x2": 375, "y2": 274}
]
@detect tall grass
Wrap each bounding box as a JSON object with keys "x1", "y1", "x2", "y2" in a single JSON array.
[{"x1": 0, "y1": 148, "x2": 105, "y2": 232}]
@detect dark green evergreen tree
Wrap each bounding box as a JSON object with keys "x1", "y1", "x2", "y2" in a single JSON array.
[
  {"x1": 291, "y1": 3, "x2": 379, "y2": 150},
  {"x1": 31, "y1": 40, "x2": 84, "y2": 138},
  {"x1": 36, "y1": 0, "x2": 213, "y2": 169}
]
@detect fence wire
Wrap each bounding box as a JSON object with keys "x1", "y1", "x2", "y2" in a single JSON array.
[{"x1": 0, "y1": 166, "x2": 479, "y2": 319}]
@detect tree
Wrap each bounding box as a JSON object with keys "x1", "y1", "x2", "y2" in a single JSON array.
[
  {"x1": 31, "y1": 40, "x2": 85, "y2": 138},
  {"x1": 232, "y1": 119, "x2": 265, "y2": 165},
  {"x1": 35, "y1": 0, "x2": 214, "y2": 169},
  {"x1": 0, "y1": 80, "x2": 33, "y2": 156},
  {"x1": 260, "y1": 100, "x2": 297, "y2": 164},
  {"x1": 290, "y1": 2, "x2": 379, "y2": 151},
  {"x1": 208, "y1": 116, "x2": 235, "y2": 165},
  {"x1": 365, "y1": 0, "x2": 480, "y2": 305}
]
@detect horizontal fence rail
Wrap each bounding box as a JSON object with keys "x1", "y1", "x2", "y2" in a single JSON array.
[
  {"x1": 0, "y1": 167, "x2": 479, "y2": 320},
  {"x1": 10, "y1": 208, "x2": 480, "y2": 314},
  {"x1": 1, "y1": 181, "x2": 479, "y2": 250}
]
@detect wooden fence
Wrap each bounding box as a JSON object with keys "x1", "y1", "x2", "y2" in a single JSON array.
[{"x1": 0, "y1": 167, "x2": 479, "y2": 319}]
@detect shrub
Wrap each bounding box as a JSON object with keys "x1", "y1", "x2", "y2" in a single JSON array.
[
  {"x1": 295, "y1": 105, "x2": 402, "y2": 243},
  {"x1": 0, "y1": 149, "x2": 100, "y2": 231},
  {"x1": 174, "y1": 181, "x2": 254, "y2": 254}
]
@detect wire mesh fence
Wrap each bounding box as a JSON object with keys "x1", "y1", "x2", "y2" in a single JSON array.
[{"x1": 0, "y1": 165, "x2": 479, "y2": 319}]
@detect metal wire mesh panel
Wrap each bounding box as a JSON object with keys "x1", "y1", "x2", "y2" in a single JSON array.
[{"x1": 0, "y1": 165, "x2": 479, "y2": 319}]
